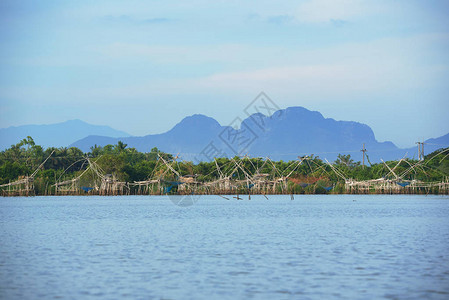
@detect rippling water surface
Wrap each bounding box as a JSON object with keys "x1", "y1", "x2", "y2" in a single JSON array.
[{"x1": 1, "y1": 195, "x2": 449, "y2": 299}]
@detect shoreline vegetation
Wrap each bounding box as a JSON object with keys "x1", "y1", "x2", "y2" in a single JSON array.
[{"x1": 1, "y1": 137, "x2": 448, "y2": 197}]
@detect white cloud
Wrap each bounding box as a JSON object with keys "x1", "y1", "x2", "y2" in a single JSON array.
[
  {"x1": 6, "y1": 33, "x2": 445, "y2": 106},
  {"x1": 295, "y1": 0, "x2": 373, "y2": 23},
  {"x1": 176, "y1": 34, "x2": 449, "y2": 99}
]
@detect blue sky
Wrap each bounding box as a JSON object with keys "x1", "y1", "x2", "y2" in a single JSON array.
[{"x1": 1, "y1": 0, "x2": 448, "y2": 148}]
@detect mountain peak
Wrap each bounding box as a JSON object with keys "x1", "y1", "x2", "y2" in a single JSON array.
[
  {"x1": 171, "y1": 114, "x2": 221, "y2": 131},
  {"x1": 284, "y1": 106, "x2": 324, "y2": 119}
]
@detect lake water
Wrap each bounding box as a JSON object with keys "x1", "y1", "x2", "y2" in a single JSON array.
[{"x1": 1, "y1": 195, "x2": 448, "y2": 299}]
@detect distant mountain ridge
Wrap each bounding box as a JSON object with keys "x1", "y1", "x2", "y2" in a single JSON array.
[
  {"x1": 71, "y1": 114, "x2": 225, "y2": 155},
  {"x1": 2, "y1": 109, "x2": 447, "y2": 162},
  {"x1": 68, "y1": 107, "x2": 449, "y2": 162},
  {"x1": 0, "y1": 119, "x2": 130, "y2": 150}
]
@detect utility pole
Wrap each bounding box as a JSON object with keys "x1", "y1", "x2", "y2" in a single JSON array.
[
  {"x1": 361, "y1": 143, "x2": 367, "y2": 168},
  {"x1": 416, "y1": 141, "x2": 424, "y2": 161},
  {"x1": 422, "y1": 142, "x2": 424, "y2": 160},
  {"x1": 416, "y1": 142, "x2": 421, "y2": 161}
]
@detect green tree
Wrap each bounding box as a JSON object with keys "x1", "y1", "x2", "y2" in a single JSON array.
[{"x1": 115, "y1": 141, "x2": 128, "y2": 153}]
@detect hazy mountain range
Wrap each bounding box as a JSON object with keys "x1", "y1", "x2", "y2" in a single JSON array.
[
  {"x1": 0, "y1": 119, "x2": 130, "y2": 150},
  {"x1": 1, "y1": 107, "x2": 448, "y2": 162}
]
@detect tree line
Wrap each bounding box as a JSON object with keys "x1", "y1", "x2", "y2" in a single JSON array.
[{"x1": 1, "y1": 136, "x2": 448, "y2": 195}]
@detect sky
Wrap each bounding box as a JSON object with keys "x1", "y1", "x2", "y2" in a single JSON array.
[{"x1": 0, "y1": 0, "x2": 448, "y2": 148}]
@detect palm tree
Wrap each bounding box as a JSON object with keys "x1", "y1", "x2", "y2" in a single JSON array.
[
  {"x1": 90, "y1": 144, "x2": 103, "y2": 157},
  {"x1": 115, "y1": 141, "x2": 128, "y2": 153}
]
